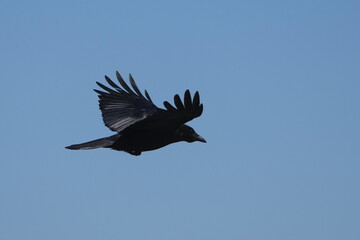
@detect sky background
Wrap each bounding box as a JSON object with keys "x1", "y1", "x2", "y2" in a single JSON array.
[{"x1": 1, "y1": 0, "x2": 359, "y2": 239}]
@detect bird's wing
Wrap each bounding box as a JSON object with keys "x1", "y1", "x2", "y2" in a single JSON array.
[
  {"x1": 94, "y1": 71, "x2": 159, "y2": 133},
  {"x1": 126, "y1": 89, "x2": 204, "y2": 131},
  {"x1": 160, "y1": 89, "x2": 204, "y2": 126}
]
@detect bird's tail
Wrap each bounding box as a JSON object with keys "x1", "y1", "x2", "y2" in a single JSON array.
[{"x1": 65, "y1": 135, "x2": 116, "y2": 150}]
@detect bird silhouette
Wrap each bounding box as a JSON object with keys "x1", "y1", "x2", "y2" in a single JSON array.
[{"x1": 66, "y1": 71, "x2": 205, "y2": 156}]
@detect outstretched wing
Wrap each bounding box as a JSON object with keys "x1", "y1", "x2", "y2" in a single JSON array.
[
  {"x1": 94, "y1": 71, "x2": 159, "y2": 133},
  {"x1": 125, "y1": 89, "x2": 204, "y2": 132},
  {"x1": 159, "y1": 89, "x2": 203, "y2": 127}
]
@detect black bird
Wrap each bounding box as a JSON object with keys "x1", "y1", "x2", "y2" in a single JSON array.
[{"x1": 66, "y1": 71, "x2": 206, "y2": 156}]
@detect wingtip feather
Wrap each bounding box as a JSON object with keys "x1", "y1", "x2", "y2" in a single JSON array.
[
  {"x1": 145, "y1": 90, "x2": 153, "y2": 103},
  {"x1": 164, "y1": 101, "x2": 176, "y2": 111},
  {"x1": 129, "y1": 74, "x2": 145, "y2": 98},
  {"x1": 184, "y1": 90, "x2": 192, "y2": 110},
  {"x1": 174, "y1": 94, "x2": 185, "y2": 110}
]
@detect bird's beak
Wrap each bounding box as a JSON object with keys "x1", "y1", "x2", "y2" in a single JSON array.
[{"x1": 195, "y1": 135, "x2": 207, "y2": 143}]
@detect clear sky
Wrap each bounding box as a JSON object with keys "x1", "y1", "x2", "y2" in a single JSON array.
[{"x1": 1, "y1": 0, "x2": 359, "y2": 239}]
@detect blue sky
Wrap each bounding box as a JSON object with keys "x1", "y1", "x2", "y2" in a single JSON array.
[{"x1": 1, "y1": 1, "x2": 359, "y2": 239}]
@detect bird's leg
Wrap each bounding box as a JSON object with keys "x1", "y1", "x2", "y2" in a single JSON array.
[{"x1": 129, "y1": 150, "x2": 141, "y2": 156}]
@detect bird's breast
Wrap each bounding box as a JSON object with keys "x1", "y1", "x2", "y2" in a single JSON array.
[{"x1": 112, "y1": 128, "x2": 177, "y2": 152}]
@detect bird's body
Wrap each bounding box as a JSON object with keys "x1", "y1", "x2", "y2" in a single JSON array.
[
  {"x1": 109, "y1": 125, "x2": 185, "y2": 155},
  {"x1": 66, "y1": 71, "x2": 205, "y2": 156}
]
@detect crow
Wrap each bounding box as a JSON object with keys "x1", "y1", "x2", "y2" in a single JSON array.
[{"x1": 65, "y1": 71, "x2": 206, "y2": 156}]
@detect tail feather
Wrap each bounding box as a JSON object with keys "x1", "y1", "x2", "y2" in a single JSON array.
[{"x1": 65, "y1": 136, "x2": 115, "y2": 150}]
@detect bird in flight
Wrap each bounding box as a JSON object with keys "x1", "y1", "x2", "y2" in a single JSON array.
[{"x1": 66, "y1": 71, "x2": 206, "y2": 156}]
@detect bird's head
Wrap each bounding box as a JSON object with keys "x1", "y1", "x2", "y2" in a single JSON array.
[{"x1": 175, "y1": 125, "x2": 206, "y2": 143}]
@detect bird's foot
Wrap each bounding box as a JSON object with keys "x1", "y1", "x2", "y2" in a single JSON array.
[{"x1": 129, "y1": 150, "x2": 141, "y2": 156}]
